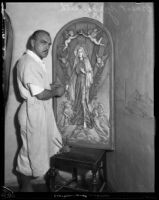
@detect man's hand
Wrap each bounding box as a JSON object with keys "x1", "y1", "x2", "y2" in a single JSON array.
[
  {"x1": 59, "y1": 145, "x2": 71, "y2": 153},
  {"x1": 50, "y1": 82, "x2": 62, "y2": 90},
  {"x1": 50, "y1": 82, "x2": 65, "y2": 97},
  {"x1": 55, "y1": 86, "x2": 65, "y2": 97}
]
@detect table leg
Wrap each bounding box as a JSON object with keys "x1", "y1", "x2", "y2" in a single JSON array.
[
  {"x1": 47, "y1": 167, "x2": 58, "y2": 192},
  {"x1": 72, "y1": 167, "x2": 78, "y2": 182},
  {"x1": 103, "y1": 153, "x2": 107, "y2": 183},
  {"x1": 92, "y1": 170, "x2": 97, "y2": 192},
  {"x1": 99, "y1": 162, "x2": 104, "y2": 182}
]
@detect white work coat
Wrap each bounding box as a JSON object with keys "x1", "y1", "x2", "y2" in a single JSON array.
[{"x1": 16, "y1": 50, "x2": 62, "y2": 177}]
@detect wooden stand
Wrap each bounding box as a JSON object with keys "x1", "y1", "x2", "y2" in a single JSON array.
[{"x1": 47, "y1": 146, "x2": 107, "y2": 192}]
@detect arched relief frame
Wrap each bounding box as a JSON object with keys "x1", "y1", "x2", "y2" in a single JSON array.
[{"x1": 52, "y1": 17, "x2": 114, "y2": 150}]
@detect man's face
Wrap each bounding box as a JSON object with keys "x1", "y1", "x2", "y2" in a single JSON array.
[{"x1": 31, "y1": 33, "x2": 52, "y2": 59}]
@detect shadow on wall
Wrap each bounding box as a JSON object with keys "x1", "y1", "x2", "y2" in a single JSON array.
[{"x1": 12, "y1": 60, "x2": 23, "y2": 184}]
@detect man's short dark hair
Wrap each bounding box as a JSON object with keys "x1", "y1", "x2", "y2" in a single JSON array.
[
  {"x1": 31, "y1": 30, "x2": 51, "y2": 40},
  {"x1": 26, "y1": 30, "x2": 51, "y2": 50}
]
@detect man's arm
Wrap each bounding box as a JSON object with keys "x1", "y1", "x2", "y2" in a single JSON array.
[{"x1": 36, "y1": 86, "x2": 65, "y2": 100}]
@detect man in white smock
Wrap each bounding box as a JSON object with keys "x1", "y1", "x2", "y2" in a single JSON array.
[{"x1": 16, "y1": 30, "x2": 65, "y2": 192}]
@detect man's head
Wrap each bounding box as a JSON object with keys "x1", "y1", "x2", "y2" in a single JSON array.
[{"x1": 28, "y1": 30, "x2": 52, "y2": 59}]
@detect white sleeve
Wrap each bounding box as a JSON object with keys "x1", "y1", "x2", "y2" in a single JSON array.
[{"x1": 28, "y1": 84, "x2": 44, "y2": 96}]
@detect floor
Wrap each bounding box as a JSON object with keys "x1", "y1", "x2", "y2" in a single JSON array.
[{"x1": 6, "y1": 171, "x2": 113, "y2": 193}]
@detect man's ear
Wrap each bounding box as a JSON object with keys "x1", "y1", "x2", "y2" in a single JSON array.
[{"x1": 30, "y1": 39, "x2": 35, "y2": 49}]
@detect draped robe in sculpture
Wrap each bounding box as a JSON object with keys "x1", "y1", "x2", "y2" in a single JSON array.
[
  {"x1": 16, "y1": 51, "x2": 62, "y2": 177},
  {"x1": 69, "y1": 57, "x2": 93, "y2": 127}
]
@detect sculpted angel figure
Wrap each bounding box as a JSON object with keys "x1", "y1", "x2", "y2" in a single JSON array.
[
  {"x1": 58, "y1": 53, "x2": 72, "y2": 83},
  {"x1": 67, "y1": 45, "x2": 93, "y2": 129},
  {"x1": 58, "y1": 101, "x2": 73, "y2": 128},
  {"x1": 63, "y1": 30, "x2": 77, "y2": 51},
  {"x1": 96, "y1": 54, "x2": 108, "y2": 68},
  {"x1": 59, "y1": 55, "x2": 69, "y2": 68},
  {"x1": 92, "y1": 103, "x2": 110, "y2": 141},
  {"x1": 93, "y1": 54, "x2": 108, "y2": 77},
  {"x1": 80, "y1": 29, "x2": 105, "y2": 46}
]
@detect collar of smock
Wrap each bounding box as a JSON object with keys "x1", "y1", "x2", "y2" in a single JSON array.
[{"x1": 26, "y1": 49, "x2": 46, "y2": 72}]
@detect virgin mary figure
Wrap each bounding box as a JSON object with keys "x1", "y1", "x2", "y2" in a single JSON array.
[{"x1": 67, "y1": 44, "x2": 93, "y2": 129}]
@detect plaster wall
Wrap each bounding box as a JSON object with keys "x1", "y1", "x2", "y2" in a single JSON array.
[
  {"x1": 5, "y1": 2, "x2": 103, "y2": 184},
  {"x1": 4, "y1": 3, "x2": 155, "y2": 192},
  {"x1": 104, "y1": 2, "x2": 154, "y2": 192}
]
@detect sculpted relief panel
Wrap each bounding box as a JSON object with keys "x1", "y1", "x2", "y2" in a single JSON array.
[{"x1": 52, "y1": 18, "x2": 114, "y2": 149}]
